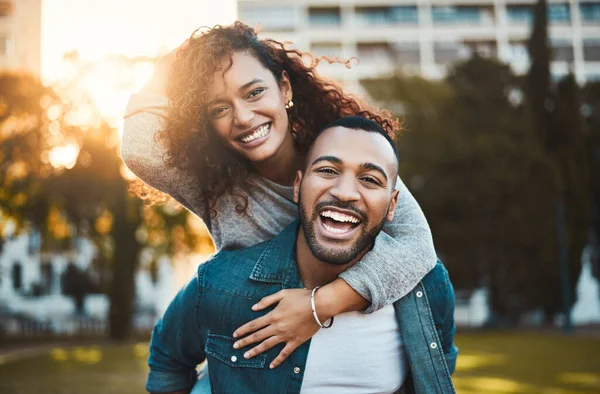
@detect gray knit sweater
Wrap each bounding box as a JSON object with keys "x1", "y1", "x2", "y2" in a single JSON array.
[{"x1": 121, "y1": 93, "x2": 437, "y2": 313}]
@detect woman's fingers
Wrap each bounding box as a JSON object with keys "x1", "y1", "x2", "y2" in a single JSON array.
[
  {"x1": 233, "y1": 314, "x2": 271, "y2": 339},
  {"x1": 243, "y1": 336, "x2": 283, "y2": 359},
  {"x1": 269, "y1": 343, "x2": 297, "y2": 369},
  {"x1": 233, "y1": 325, "x2": 275, "y2": 349},
  {"x1": 251, "y1": 290, "x2": 287, "y2": 311}
]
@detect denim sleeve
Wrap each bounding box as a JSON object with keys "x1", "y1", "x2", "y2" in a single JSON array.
[
  {"x1": 147, "y1": 273, "x2": 206, "y2": 394},
  {"x1": 440, "y1": 269, "x2": 459, "y2": 375},
  {"x1": 339, "y1": 175, "x2": 437, "y2": 313}
]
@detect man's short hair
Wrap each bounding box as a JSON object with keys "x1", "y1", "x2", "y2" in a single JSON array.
[{"x1": 319, "y1": 116, "x2": 399, "y2": 161}]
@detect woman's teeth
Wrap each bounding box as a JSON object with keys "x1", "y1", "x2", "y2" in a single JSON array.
[{"x1": 240, "y1": 124, "x2": 270, "y2": 143}]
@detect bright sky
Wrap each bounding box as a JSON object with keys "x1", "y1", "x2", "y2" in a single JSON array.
[{"x1": 41, "y1": 0, "x2": 237, "y2": 81}]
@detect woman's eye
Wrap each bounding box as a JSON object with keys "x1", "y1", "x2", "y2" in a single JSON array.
[
  {"x1": 210, "y1": 107, "x2": 227, "y2": 117},
  {"x1": 248, "y1": 88, "x2": 265, "y2": 98}
]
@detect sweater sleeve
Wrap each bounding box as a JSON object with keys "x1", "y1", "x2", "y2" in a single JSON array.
[
  {"x1": 121, "y1": 93, "x2": 209, "y2": 221},
  {"x1": 338, "y1": 176, "x2": 437, "y2": 313}
]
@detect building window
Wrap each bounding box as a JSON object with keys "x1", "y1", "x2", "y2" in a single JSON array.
[
  {"x1": 508, "y1": 4, "x2": 572, "y2": 25},
  {"x1": 238, "y1": 4, "x2": 296, "y2": 31},
  {"x1": 355, "y1": 6, "x2": 418, "y2": 25},
  {"x1": 432, "y1": 6, "x2": 490, "y2": 24},
  {"x1": 548, "y1": 4, "x2": 570, "y2": 23},
  {"x1": 12, "y1": 262, "x2": 22, "y2": 290},
  {"x1": 357, "y1": 42, "x2": 394, "y2": 64},
  {"x1": 41, "y1": 263, "x2": 53, "y2": 293},
  {"x1": 551, "y1": 40, "x2": 574, "y2": 62},
  {"x1": 309, "y1": 7, "x2": 341, "y2": 26},
  {"x1": 580, "y1": 3, "x2": 600, "y2": 23},
  {"x1": 311, "y1": 42, "x2": 343, "y2": 58},
  {"x1": 507, "y1": 6, "x2": 532, "y2": 24},
  {"x1": 434, "y1": 42, "x2": 461, "y2": 64},
  {"x1": 583, "y1": 39, "x2": 600, "y2": 61},
  {"x1": 508, "y1": 41, "x2": 530, "y2": 63},
  {"x1": 394, "y1": 42, "x2": 421, "y2": 65},
  {"x1": 460, "y1": 41, "x2": 497, "y2": 59}
]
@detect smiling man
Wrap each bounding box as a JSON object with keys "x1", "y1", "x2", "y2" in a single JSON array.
[{"x1": 146, "y1": 116, "x2": 458, "y2": 394}]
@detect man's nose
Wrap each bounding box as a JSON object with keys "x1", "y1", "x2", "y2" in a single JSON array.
[
  {"x1": 329, "y1": 174, "x2": 361, "y2": 202},
  {"x1": 233, "y1": 102, "x2": 255, "y2": 128}
]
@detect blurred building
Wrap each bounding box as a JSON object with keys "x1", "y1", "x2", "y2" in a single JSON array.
[
  {"x1": 237, "y1": 0, "x2": 600, "y2": 84},
  {"x1": 0, "y1": 0, "x2": 42, "y2": 75},
  {"x1": 0, "y1": 230, "x2": 187, "y2": 335}
]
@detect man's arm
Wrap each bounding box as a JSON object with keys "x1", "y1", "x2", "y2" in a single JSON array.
[
  {"x1": 147, "y1": 273, "x2": 206, "y2": 394},
  {"x1": 439, "y1": 265, "x2": 459, "y2": 374}
]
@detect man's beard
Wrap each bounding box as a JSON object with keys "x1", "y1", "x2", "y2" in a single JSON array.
[{"x1": 298, "y1": 187, "x2": 388, "y2": 266}]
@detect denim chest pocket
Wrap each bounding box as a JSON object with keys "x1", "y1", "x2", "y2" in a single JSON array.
[{"x1": 206, "y1": 334, "x2": 266, "y2": 394}]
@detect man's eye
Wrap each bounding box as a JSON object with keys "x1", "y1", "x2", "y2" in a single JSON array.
[
  {"x1": 248, "y1": 88, "x2": 265, "y2": 98},
  {"x1": 316, "y1": 168, "x2": 337, "y2": 175},
  {"x1": 361, "y1": 176, "x2": 381, "y2": 185}
]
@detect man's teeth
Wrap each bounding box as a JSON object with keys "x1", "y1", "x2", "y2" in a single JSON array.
[
  {"x1": 240, "y1": 124, "x2": 270, "y2": 143},
  {"x1": 320, "y1": 210, "x2": 360, "y2": 224},
  {"x1": 323, "y1": 223, "x2": 352, "y2": 234}
]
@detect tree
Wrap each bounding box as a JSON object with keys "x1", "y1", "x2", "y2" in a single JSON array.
[
  {"x1": 580, "y1": 82, "x2": 600, "y2": 278},
  {"x1": 362, "y1": 56, "x2": 565, "y2": 322},
  {"x1": 0, "y1": 72, "x2": 211, "y2": 339},
  {"x1": 62, "y1": 263, "x2": 95, "y2": 314},
  {"x1": 526, "y1": 0, "x2": 591, "y2": 327}
]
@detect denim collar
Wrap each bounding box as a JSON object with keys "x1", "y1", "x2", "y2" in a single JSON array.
[{"x1": 249, "y1": 220, "x2": 303, "y2": 288}]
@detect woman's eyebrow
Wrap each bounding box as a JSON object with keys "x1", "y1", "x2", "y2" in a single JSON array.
[{"x1": 239, "y1": 78, "x2": 265, "y2": 92}]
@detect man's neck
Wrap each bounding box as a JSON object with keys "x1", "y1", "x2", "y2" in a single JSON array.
[{"x1": 295, "y1": 230, "x2": 370, "y2": 290}]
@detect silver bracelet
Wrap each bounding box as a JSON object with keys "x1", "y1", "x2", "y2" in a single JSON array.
[{"x1": 310, "y1": 286, "x2": 334, "y2": 329}]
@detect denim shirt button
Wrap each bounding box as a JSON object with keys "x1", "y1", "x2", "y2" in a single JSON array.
[
  {"x1": 231, "y1": 356, "x2": 238, "y2": 363},
  {"x1": 430, "y1": 342, "x2": 437, "y2": 349},
  {"x1": 416, "y1": 291, "x2": 423, "y2": 298},
  {"x1": 294, "y1": 367, "x2": 301, "y2": 374}
]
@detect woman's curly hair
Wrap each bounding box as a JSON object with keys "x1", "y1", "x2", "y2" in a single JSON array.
[{"x1": 134, "y1": 22, "x2": 401, "y2": 216}]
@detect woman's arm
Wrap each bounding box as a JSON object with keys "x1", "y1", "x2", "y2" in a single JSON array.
[
  {"x1": 232, "y1": 176, "x2": 436, "y2": 367},
  {"x1": 339, "y1": 175, "x2": 437, "y2": 313},
  {"x1": 121, "y1": 103, "x2": 206, "y2": 219},
  {"x1": 121, "y1": 43, "x2": 209, "y2": 220}
]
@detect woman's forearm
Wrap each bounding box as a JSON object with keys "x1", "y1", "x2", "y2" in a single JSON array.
[{"x1": 315, "y1": 278, "x2": 369, "y2": 319}]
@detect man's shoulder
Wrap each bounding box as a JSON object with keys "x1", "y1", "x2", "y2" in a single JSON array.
[
  {"x1": 196, "y1": 239, "x2": 272, "y2": 284},
  {"x1": 421, "y1": 260, "x2": 451, "y2": 294}
]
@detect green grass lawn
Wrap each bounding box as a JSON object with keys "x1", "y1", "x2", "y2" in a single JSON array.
[
  {"x1": 454, "y1": 331, "x2": 600, "y2": 394},
  {"x1": 0, "y1": 331, "x2": 599, "y2": 394}
]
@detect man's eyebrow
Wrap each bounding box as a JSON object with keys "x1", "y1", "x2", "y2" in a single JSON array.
[
  {"x1": 361, "y1": 162, "x2": 389, "y2": 182},
  {"x1": 207, "y1": 79, "x2": 265, "y2": 107},
  {"x1": 311, "y1": 155, "x2": 342, "y2": 166}
]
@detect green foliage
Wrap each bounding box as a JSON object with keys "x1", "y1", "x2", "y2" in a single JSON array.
[
  {"x1": 0, "y1": 72, "x2": 204, "y2": 340},
  {"x1": 362, "y1": 54, "x2": 590, "y2": 321}
]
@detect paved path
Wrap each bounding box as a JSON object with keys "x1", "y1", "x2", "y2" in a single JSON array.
[{"x1": 0, "y1": 343, "x2": 66, "y2": 365}]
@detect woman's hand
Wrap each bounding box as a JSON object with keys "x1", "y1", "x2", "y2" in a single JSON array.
[
  {"x1": 141, "y1": 39, "x2": 189, "y2": 95},
  {"x1": 232, "y1": 288, "x2": 323, "y2": 369},
  {"x1": 231, "y1": 279, "x2": 369, "y2": 368}
]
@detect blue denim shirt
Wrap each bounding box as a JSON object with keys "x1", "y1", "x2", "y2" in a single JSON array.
[{"x1": 147, "y1": 222, "x2": 458, "y2": 394}]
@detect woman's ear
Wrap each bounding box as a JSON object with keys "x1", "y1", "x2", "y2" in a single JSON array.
[{"x1": 281, "y1": 70, "x2": 293, "y2": 102}]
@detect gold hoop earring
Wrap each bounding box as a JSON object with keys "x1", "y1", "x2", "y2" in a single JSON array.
[{"x1": 285, "y1": 100, "x2": 294, "y2": 109}]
